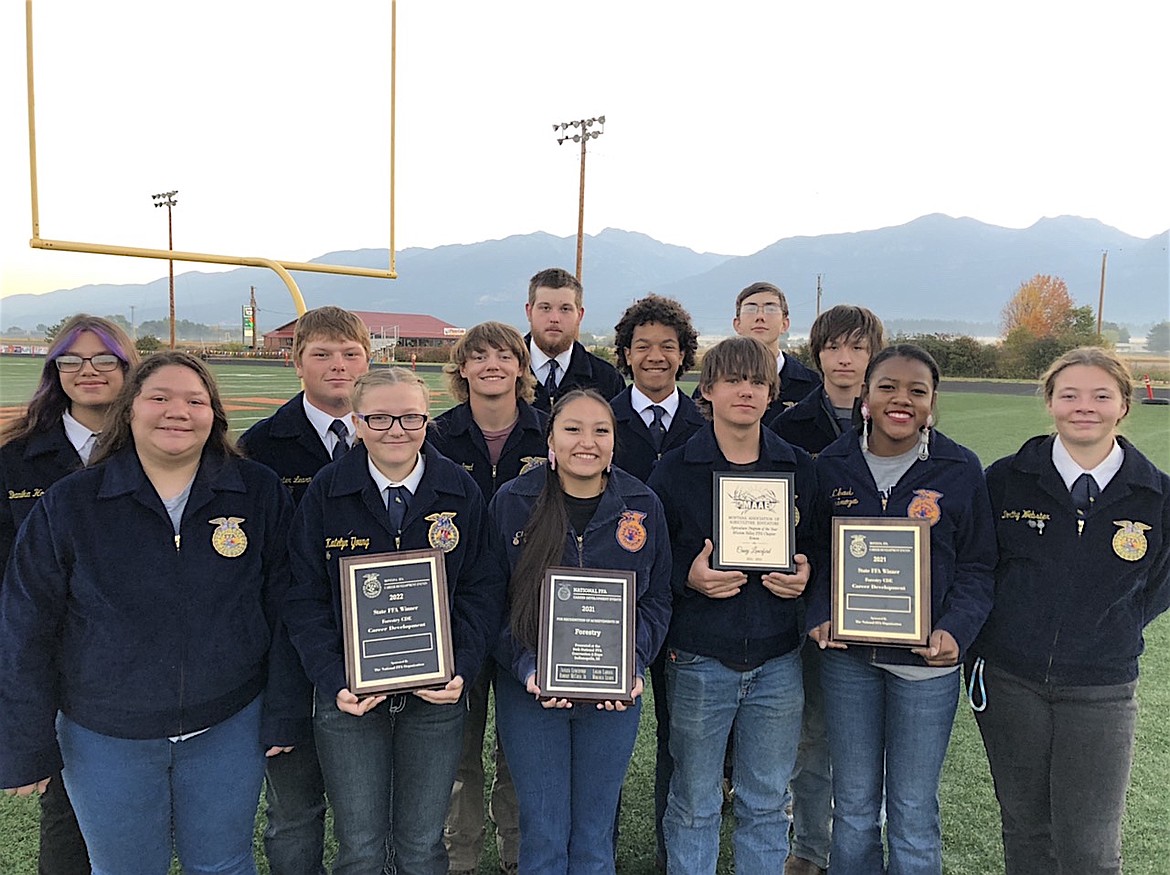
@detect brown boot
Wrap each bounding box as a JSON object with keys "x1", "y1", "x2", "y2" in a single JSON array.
[{"x1": 784, "y1": 856, "x2": 827, "y2": 875}]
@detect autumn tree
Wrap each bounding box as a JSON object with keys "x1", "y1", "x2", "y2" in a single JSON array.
[{"x1": 1001, "y1": 274, "x2": 1077, "y2": 338}]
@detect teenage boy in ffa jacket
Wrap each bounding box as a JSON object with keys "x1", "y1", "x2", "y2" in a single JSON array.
[
  {"x1": 610, "y1": 293, "x2": 706, "y2": 868},
  {"x1": 428, "y1": 321, "x2": 547, "y2": 875},
  {"x1": 769, "y1": 304, "x2": 884, "y2": 875},
  {"x1": 237, "y1": 306, "x2": 371, "y2": 875},
  {"x1": 525, "y1": 267, "x2": 625, "y2": 412},
  {"x1": 648, "y1": 336, "x2": 817, "y2": 875}
]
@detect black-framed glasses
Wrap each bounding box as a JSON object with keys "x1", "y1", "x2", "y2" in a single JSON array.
[
  {"x1": 739, "y1": 302, "x2": 785, "y2": 316},
  {"x1": 355, "y1": 412, "x2": 429, "y2": 431},
  {"x1": 55, "y1": 354, "x2": 122, "y2": 373}
]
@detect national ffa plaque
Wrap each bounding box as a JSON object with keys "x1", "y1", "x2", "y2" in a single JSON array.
[
  {"x1": 711, "y1": 471, "x2": 797, "y2": 573},
  {"x1": 831, "y1": 518, "x2": 931, "y2": 647},
  {"x1": 537, "y1": 567, "x2": 637, "y2": 703},
  {"x1": 338, "y1": 549, "x2": 454, "y2": 696}
]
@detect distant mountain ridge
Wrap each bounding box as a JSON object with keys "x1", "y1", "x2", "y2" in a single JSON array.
[{"x1": 2, "y1": 217, "x2": 1165, "y2": 338}]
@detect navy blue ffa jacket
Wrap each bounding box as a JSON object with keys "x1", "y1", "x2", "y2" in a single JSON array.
[
  {"x1": 808, "y1": 429, "x2": 997, "y2": 665},
  {"x1": 238, "y1": 391, "x2": 331, "y2": 506},
  {"x1": 972, "y1": 435, "x2": 1170, "y2": 687},
  {"x1": 647, "y1": 424, "x2": 817, "y2": 668},
  {"x1": 0, "y1": 422, "x2": 82, "y2": 566},
  {"x1": 527, "y1": 337, "x2": 625, "y2": 413},
  {"x1": 286, "y1": 442, "x2": 506, "y2": 700},
  {"x1": 488, "y1": 465, "x2": 672, "y2": 684},
  {"x1": 612, "y1": 387, "x2": 707, "y2": 484},
  {"x1": 772, "y1": 388, "x2": 856, "y2": 456},
  {"x1": 427, "y1": 400, "x2": 548, "y2": 501},
  {"x1": 0, "y1": 448, "x2": 297, "y2": 789}
]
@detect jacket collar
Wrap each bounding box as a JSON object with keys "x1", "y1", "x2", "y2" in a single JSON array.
[
  {"x1": 433, "y1": 399, "x2": 544, "y2": 439},
  {"x1": 23, "y1": 421, "x2": 81, "y2": 466},
  {"x1": 97, "y1": 446, "x2": 246, "y2": 522},
  {"x1": 507, "y1": 458, "x2": 654, "y2": 502},
  {"x1": 818, "y1": 425, "x2": 968, "y2": 465},
  {"x1": 682, "y1": 421, "x2": 799, "y2": 466},
  {"x1": 1008, "y1": 433, "x2": 1165, "y2": 510}
]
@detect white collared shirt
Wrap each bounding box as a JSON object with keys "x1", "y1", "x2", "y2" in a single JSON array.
[
  {"x1": 631, "y1": 385, "x2": 680, "y2": 431},
  {"x1": 367, "y1": 452, "x2": 426, "y2": 509},
  {"x1": 776, "y1": 351, "x2": 787, "y2": 376},
  {"x1": 302, "y1": 396, "x2": 355, "y2": 456},
  {"x1": 62, "y1": 410, "x2": 99, "y2": 465},
  {"x1": 1052, "y1": 435, "x2": 1123, "y2": 493},
  {"x1": 529, "y1": 341, "x2": 572, "y2": 389}
]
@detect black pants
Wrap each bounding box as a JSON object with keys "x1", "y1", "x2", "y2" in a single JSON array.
[{"x1": 39, "y1": 770, "x2": 90, "y2": 875}]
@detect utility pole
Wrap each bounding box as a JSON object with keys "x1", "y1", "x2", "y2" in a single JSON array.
[
  {"x1": 816, "y1": 274, "x2": 823, "y2": 315},
  {"x1": 130, "y1": 305, "x2": 136, "y2": 339},
  {"x1": 250, "y1": 285, "x2": 259, "y2": 350},
  {"x1": 553, "y1": 116, "x2": 605, "y2": 282},
  {"x1": 151, "y1": 190, "x2": 179, "y2": 349},
  {"x1": 1096, "y1": 251, "x2": 1108, "y2": 338}
]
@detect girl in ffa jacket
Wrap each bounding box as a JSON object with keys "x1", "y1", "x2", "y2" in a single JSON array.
[
  {"x1": 968, "y1": 347, "x2": 1170, "y2": 875},
  {"x1": 0, "y1": 313, "x2": 137, "y2": 874},
  {"x1": 285, "y1": 367, "x2": 506, "y2": 875},
  {"x1": 488, "y1": 389, "x2": 672, "y2": 875},
  {"x1": 807, "y1": 344, "x2": 996, "y2": 875},
  {"x1": 0, "y1": 351, "x2": 297, "y2": 875}
]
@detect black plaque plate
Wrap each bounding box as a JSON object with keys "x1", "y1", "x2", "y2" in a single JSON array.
[
  {"x1": 338, "y1": 549, "x2": 454, "y2": 696},
  {"x1": 536, "y1": 567, "x2": 636, "y2": 703},
  {"x1": 831, "y1": 517, "x2": 931, "y2": 647}
]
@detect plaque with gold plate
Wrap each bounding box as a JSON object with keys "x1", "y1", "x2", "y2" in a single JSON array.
[
  {"x1": 338, "y1": 549, "x2": 454, "y2": 696},
  {"x1": 831, "y1": 517, "x2": 931, "y2": 647},
  {"x1": 711, "y1": 471, "x2": 797, "y2": 572},
  {"x1": 537, "y1": 567, "x2": 637, "y2": 703}
]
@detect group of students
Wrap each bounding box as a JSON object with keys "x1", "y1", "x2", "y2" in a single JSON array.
[{"x1": 0, "y1": 268, "x2": 1166, "y2": 875}]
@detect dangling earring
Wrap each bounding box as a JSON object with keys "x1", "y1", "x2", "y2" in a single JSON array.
[
  {"x1": 860, "y1": 403, "x2": 870, "y2": 453},
  {"x1": 547, "y1": 449, "x2": 556, "y2": 471},
  {"x1": 918, "y1": 414, "x2": 933, "y2": 461}
]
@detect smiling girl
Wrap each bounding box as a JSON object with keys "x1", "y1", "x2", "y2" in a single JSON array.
[
  {"x1": 488, "y1": 389, "x2": 672, "y2": 874},
  {"x1": 807, "y1": 343, "x2": 996, "y2": 875},
  {"x1": 969, "y1": 347, "x2": 1170, "y2": 875}
]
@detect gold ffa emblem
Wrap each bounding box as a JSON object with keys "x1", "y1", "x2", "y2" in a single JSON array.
[
  {"x1": 518, "y1": 456, "x2": 547, "y2": 475},
  {"x1": 794, "y1": 494, "x2": 801, "y2": 528},
  {"x1": 850, "y1": 534, "x2": 868, "y2": 558},
  {"x1": 426, "y1": 512, "x2": 460, "y2": 553},
  {"x1": 209, "y1": 517, "x2": 247, "y2": 558},
  {"x1": 616, "y1": 510, "x2": 648, "y2": 553},
  {"x1": 1112, "y1": 520, "x2": 1151, "y2": 562},
  {"x1": 907, "y1": 489, "x2": 943, "y2": 526}
]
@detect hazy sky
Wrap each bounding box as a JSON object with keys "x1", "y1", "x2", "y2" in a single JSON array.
[{"x1": 2, "y1": 1, "x2": 1167, "y2": 302}]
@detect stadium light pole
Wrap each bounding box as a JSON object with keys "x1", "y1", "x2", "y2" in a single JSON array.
[
  {"x1": 553, "y1": 116, "x2": 604, "y2": 282},
  {"x1": 152, "y1": 190, "x2": 179, "y2": 348}
]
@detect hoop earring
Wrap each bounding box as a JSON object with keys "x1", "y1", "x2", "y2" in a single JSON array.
[
  {"x1": 547, "y1": 449, "x2": 556, "y2": 471},
  {"x1": 860, "y1": 403, "x2": 870, "y2": 453},
  {"x1": 918, "y1": 414, "x2": 933, "y2": 461}
]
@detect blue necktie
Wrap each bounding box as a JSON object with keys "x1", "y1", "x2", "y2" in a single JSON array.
[
  {"x1": 1071, "y1": 473, "x2": 1098, "y2": 516},
  {"x1": 544, "y1": 360, "x2": 559, "y2": 399},
  {"x1": 387, "y1": 485, "x2": 409, "y2": 533},
  {"x1": 648, "y1": 405, "x2": 667, "y2": 453},
  {"x1": 329, "y1": 419, "x2": 350, "y2": 462}
]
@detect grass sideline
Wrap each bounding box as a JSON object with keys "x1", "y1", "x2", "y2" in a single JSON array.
[{"x1": 0, "y1": 356, "x2": 1168, "y2": 873}]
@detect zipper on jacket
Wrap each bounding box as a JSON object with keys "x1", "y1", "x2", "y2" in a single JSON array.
[
  {"x1": 1077, "y1": 519, "x2": 1084, "y2": 537},
  {"x1": 491, "y1": 463, "x2": 498, "y2": 492},
  {"x1": 174, "y1": 534, "x2": 181, "y2": 552},
  {"x1": 395, "y1": 534, "x2": 401, "y2": 550},
  {"x1": 576, "y1": 534, "x2": 585, "y2": 567}
]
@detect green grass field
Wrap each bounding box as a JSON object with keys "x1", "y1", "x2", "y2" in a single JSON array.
[{"x1": 1, "y1": 356, "x2": 1168, "y2": 874}]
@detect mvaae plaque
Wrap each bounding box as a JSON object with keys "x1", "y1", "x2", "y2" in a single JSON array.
[
  {"x1": 338, "y1": 549, "x2": 454, "y2": 696},
  {"x1": 831, "y1": 518, "x2": 931, "y2": 647},
  {"x1": 537, "y1": 567, "x2": 636, "y2": 703},
  {"x1": 712, "y1": 471, "x2": 797, "y2": 573}
]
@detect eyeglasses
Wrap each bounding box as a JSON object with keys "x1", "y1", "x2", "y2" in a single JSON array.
[
  {"x1": 739, "y1": 303, "x2": 786, "y2": 316},
  {"x1": 355, "y1": 413, "x2": 429, "y2": 431},
  {"x1": 55, "y1": 354, "x2": 122, "y2": 373}
]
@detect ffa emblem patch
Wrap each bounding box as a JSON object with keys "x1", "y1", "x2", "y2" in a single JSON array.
[
  {"x1": 906, "y1": 490, "x2": 943, "y2": 526},
  {"x1": 616, "y1": 510, "x2": 647, "y2": 553},
  {"x1": 1112, "y1": 520, "x2": 1151, "y2": 562},
  {"x1": 794, "y1": 494, "x2": 801, "y2": 528},
  {"x1": 557, "y1": 584, "x2": 572, "y2": 601},
  {"x1": 426, "y1": 512, "x2": 460, "y2": 553},
  {"x1": 362, "y1": 572, "x2": 383, "y2": 599},
  {"x1": 209, "y1": 517, "x2": 247, "y2": 557},
  {"x1": 850, "y1": 534, "x2": 868, "y2": 558},
  {"x1": 518, "y1": 456, "x2": 547, "y2": 475}
]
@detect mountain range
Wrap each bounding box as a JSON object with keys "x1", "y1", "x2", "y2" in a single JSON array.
[{"x1": 2, "y1": 215, "x2": 1166, "y2": 339}]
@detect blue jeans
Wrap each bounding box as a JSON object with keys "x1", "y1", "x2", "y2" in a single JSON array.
[
  {"x1": 663, "y1": 648, "x2": 803, "y2": 875},
  {"x1": 58, "y1": 696, "x2": 266, "y2": 875},
  {"x1": 821, "y1": 652, "x2": 959, "y2": 875},
  {"x1": 789, "y1": 638, "x2": 832, "y2": 869},
  {"x1": 313, "y1": 688, "x2": 465, "y2": 875},
  {"x1": 494, "y1": 669, "x2": 641, "y2": 875},
  {"x1": 263, "y1": 731, "x2": 328, "y2": 875}
]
